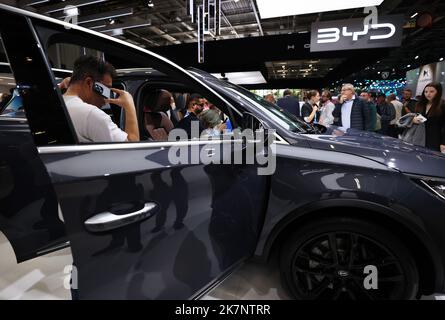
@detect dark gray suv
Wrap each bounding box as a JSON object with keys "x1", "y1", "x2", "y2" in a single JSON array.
[{"x1": 1, "y1": 4, "x2": 445, "y2": 300}]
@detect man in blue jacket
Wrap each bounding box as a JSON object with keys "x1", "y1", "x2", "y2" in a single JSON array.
[{"x1": 277, "y1": 89, "x2": 300, "y2": 118}]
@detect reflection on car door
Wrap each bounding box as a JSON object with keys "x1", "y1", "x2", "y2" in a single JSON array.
[
  {"x1": 0, "y1": 9, "x2": 268, "y2": 299},
  {"x1": 39, "y1": 141, "x2": 267, "y2": 299}
]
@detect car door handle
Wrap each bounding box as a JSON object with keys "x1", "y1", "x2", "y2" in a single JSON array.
[
  {"x1": 84, "y1": 202, "x2": 158, "y2": 233},
  {"x1": 205, "y1": 147, "x2": 216, "y2": 157}
]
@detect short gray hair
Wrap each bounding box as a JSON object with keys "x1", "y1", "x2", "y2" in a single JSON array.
[
  {"x1": 342, "y1": 83, "x2": 355, "y2": 94},
  {"x1": 198, "y1": 109, "x2": 221, "y2": 129}
]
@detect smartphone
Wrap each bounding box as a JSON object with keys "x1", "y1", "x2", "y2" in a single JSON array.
[{"x1": 93, "y1": 82, "x2": 116, "y2": 99}]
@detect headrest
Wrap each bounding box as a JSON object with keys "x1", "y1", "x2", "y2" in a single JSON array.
[{"x1": 142, "y1": 89, "x2": 172, "y2": 113}]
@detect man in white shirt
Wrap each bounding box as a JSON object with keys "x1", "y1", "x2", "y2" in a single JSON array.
[
  {"x1": 387, "y1": 93, "x2": 404, "y2": 138},
  {"x1": 62, "y1": 56, "x2": 139, "y2": 143},
  {"x1": 319, "y1": 90, "x2": 335, "y2": 126},
  {"x1": 340, "y1": 86, "x2": 355, "y2": 129}
]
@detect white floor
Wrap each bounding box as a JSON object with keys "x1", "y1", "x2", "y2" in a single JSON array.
[
  {"x1": 0, "y1": 232, "x2": 71, "y2": 300},
  {"x1": 0, "y1": 232, "x2": 443, "y2": 300}
]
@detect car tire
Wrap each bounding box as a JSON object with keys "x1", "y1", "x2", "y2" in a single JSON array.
[{"x1": 279, "y1": 217, "x2": 419, "y2": 300}]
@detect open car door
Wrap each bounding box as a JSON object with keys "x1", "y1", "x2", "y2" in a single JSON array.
[{"x1": 0, "y1": 6, "x2": 269, "y2": 299}]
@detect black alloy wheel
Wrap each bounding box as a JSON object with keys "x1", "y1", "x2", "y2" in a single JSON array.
[{"x1": 280, "y1": 217, "x2": 419, "y2": 300}]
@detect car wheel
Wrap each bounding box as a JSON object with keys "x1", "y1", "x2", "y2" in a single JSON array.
[{"x1": 279, "y1": 217, "x2": 419, "y2": 300}]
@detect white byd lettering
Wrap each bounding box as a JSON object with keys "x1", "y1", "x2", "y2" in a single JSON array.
[{"x1": 317, "y1": 23, "x2": 396, "y2": 43}]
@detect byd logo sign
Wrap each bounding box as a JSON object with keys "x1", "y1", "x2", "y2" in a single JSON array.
[
  {"x1": 317, "y1": 23, "x2": 396, "y2": 43},
  {"x1": 310, "y1": 15, "x2": 404, "y2": 52}
]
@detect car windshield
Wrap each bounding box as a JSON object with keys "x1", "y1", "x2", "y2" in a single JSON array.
[
  {"x1": 224, "y1": 82, "x2": 319, "y2": 133},
  {"x1": 189, "y1": 69, "x2": 318, "y2": 133}
]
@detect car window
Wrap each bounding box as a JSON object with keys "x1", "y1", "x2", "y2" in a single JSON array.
[
  {"x1": 0, "y1": 37, "x2": 19, "y2": 116},
  {"x1": 34, "y1": 22, "x2": 239, "y2": 145},
  {"x1": 188, "y1": 69, "x2": 316, "y2": 134}
]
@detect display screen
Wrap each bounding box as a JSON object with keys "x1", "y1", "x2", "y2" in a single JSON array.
[{"x1": 405, "y1": 60, "x2": 445, "y2": 98}]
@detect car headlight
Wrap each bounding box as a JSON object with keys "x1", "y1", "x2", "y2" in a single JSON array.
[{"x1": 420, "y1": 180, "x2": 445, "y2": 200}]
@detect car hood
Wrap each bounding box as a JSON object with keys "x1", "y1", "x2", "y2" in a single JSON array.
[{"x1": 302, "y1": 126, "x2": 445, "y2": 178}]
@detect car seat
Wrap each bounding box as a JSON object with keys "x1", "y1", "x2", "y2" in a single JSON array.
[{"x1": 142, "y1": 89, "x2": 174, "y2": 141}]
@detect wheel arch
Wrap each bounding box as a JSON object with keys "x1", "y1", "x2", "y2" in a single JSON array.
[{"x1": 260, "y1": 199, "x2": 444, "y2": 295}]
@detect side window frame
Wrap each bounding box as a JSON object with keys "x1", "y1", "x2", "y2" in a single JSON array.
[
  {"x1": 32, "y1": 19, "x2": 242, "y2": 146},
  {"x1": 0, "y1": 9, "x2": 77, "y2": 146}
]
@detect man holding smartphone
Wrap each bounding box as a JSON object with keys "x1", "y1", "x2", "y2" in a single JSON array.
[
  {"x1": 333, "y1": 83, "x2": 373, "y2": 131},
  {"x1": 61, "y1": 55, "x2": 139, "y2": 143}
]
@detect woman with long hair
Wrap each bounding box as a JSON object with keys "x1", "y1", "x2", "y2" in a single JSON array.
[{"x1": 413, "y1": 82, "x2": 445, "y2": 152}]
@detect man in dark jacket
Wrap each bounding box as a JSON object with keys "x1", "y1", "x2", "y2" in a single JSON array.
[
  {"x1": 376, "y1": 93, "x2": 396, "y2": 136},
  {"x1": 175, "y1": 98, "x2": 204, "y2": 138},
  {"x1": 277, "y1": 89, "x2": 300, "y2": 118},
  {"x1": 333, "y1": 83, "x2": 374, "y2": 131},
  {"x1": 401, "y1": 89, "x2": 417, "y2": 116}
]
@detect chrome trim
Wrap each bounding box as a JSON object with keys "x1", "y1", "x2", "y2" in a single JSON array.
[
  {"x1": 0, "y1": 4, "x2": 242, "y2": 117},
  {"x1": 36, "y1": 241, "x2": 70, "y2": 256},
  {"x1": 274, "y1": 132, "x2": 289, "y2": 145},
  {"x1": 84, "y1": 202, "x2": 158, "y2": 232},
  {"x1": 420, "y1": 180, "x2": 445, "y2": 201},
  {"x1": 0, "y1": 116, "x2": 28, "y2": 123},
  {"x1": 38, "y1": 139, "x2": 242, "y2": 154}
]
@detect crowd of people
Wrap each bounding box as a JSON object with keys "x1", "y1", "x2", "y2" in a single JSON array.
[
  {"x1": 1, "y1": 54, "x2": 444, "y2": 154},
  {"x1": 268, "y1": 83, "x2": 445, "y2": 153}
]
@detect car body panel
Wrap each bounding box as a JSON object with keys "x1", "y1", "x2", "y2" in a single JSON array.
[
  {"x1": 303, "y1": 127, "x2": 445, "y2": 178},
  {"x1": 0, "y1": 3, "x2": 445, "y2": 299},
  {"x1": 0, "y1": 117, "x2": 67, "y2": 262},
  {"x1": 38, "y1": 142, "x2": 267, "y2": 299}
]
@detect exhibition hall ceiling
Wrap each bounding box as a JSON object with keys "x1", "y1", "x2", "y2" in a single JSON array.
[{"x1": 15, "y1": 0, "x2": 445, "y2": 87}]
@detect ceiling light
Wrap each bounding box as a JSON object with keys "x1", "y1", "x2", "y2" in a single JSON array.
[
  {"x1": 410, "y1": 12, "x2": 418, "y2": 18},
  {"x1": 99, "y1": 19, "x2": 152, "y2": 32},
  {"x1": 440, "y1": 57, "x2": 444, "y2": 62},
  {"x1": 24, "y1": 0, "x2": 50, "y2": 5},
  {"x1": 256, "y1": 0, "x2": 384, "y2": 19},
  {"x1": 147, "y1": 0, "x2": 154, "y2": 7},
  {"x1": 109, "y1": 19, "x2": 115, "y2": 25},
  {"x1": 298, "y1": 30, "x2": 309, "y2": 34},
  {"x1": 415, "y1": 55, "x2": 419, "y2": 59},
  {"x1": 89, "y1": 24, "x2": 107, "y2": 29},
  {"x1": 109, "y1": 28, "x2": 124, "y2": 36},
  {"x1": 211, "y1": 71, "x2": 266, "y2": 84},
  {"x1": 45, "y1": 0, "x2": 107, "y2": 14},
  {"x1": 64, "y1": 6, "x2": 79, "y2": 17},
  {"x1": 71, "y1": 8, "x2": 134, "y2": 24},
  {"x1": 407, "y1": 64, "x2": 411, "y2": 68}
]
